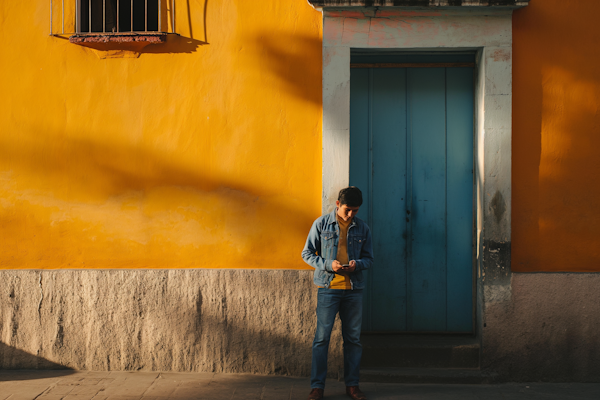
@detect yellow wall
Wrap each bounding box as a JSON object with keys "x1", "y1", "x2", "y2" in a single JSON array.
[
  {"x1": 0, "y1": 1, "x2": 322, "y2": 269},
  {"x1": 9, "y1": 1, "x2": 597, "y2": 273},
  {"x1": 513, "y1": 0, "x2": 600, "y2": 272}
]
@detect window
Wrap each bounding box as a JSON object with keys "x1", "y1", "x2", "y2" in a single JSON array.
[{"x1": 79, "y1": 0, "x2": 160, "y2": 33}]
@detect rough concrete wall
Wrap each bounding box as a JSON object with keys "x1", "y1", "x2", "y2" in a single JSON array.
[
  {"x1": 0, "y1": 270, "x2": 343, "y2": 377},
  {"x1": 482, "y1": 273, "x2": 600, "y2": 382}
]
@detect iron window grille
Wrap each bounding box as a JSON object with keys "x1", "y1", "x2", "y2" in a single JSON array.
[{"x1": 50, "y1": 0, "x2": 176, "y2": 35}]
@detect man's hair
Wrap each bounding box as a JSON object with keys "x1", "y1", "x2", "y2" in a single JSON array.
[{"x1": 338, "y1": 186, "x2": 363, "y2": 207}]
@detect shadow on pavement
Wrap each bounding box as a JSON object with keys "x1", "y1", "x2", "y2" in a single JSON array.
[{"x1": 0, "y1": 342, "x2": 75, "y2": 381}]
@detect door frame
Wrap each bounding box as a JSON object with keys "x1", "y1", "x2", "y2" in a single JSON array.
[{"x1": 319, "y1": 6, "x2": 520, "y2": 342}]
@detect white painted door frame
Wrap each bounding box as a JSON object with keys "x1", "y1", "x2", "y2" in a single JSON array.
[{"x1": 318, "y1": 6, "x2": 523, "y2": 338}]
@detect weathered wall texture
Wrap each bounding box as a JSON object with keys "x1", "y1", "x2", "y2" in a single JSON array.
[
  {"x1": 0, "y1": 1, "x2": 322, "y2": 270},
  {"x1": 483, "y1": 273, "x2": 600, "y2": 382},
  {"x1": 512, "y1": 0, "x2": 600, "y2": 272},
  {"x1": 0, "y1": 270, "x2": 342, "y2": 376},
  {"x1": 485, "y1": 0, "x2": 600, "y2": 379},
  {"x1": 3, "y1": 0, "x2": 600, "y2": 383}
]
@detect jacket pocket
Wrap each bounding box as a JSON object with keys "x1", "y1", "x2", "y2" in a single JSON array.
[
  {"x1": 321, "y1": 231, "x2": 337, "y2": 250},
  {"x1": 315, "y1": 269, "x2": 329, "y2": 284},
  {"x1": 349, "y1": 234, "x2": 365, "y2": 260}
]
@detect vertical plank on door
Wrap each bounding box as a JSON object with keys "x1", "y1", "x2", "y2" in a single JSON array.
[
  {"x1": 349, "y1": 68, "x2": 372, "y2": 330},
  {"x1": 351, "y1": 61, "x2": 474, "y2": 333},
  {"x1": 446, "y1": 67, "x2": 474, "y2": 331},
  {"x1": 370, "y1": 68, "x2": 408, "y2": 331},
  {"x1": 408, "y1": 68, "x2": 447, "y2": 331}
]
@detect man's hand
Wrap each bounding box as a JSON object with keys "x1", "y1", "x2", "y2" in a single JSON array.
[
  {"x1": 332, "y1": 260, "x2": 357, "y2": 273},
  {"x1": 332, "y1": 260, "x2": 344, "y2": 273},
  {"x1": 345, "y1": 260, "x2": 356, "y2": 272}
]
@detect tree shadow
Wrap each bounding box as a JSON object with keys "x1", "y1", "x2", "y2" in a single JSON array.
[
  {"x1": 0, "y1": 343, "x2": 75, "y2": 379},
  {"x1": 0, "y1": 124, "x2": 316, "y2": 269},
  {"x1": 251, "y1": 31, "x2": 322, "y2": 106},
  {"x1": 0, "y1": 270, "x2": 345, "y2": 377}
]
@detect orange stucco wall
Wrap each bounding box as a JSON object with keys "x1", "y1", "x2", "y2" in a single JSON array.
[
  {"x1": 5, "y1": 1, "x2": 597, "y2": 273},
  {"x1": 0, "y1": 1, "x2": 322, "y2": 269},
  {"x1": 512, "y1": 0, "x2": 600, "y2": 272}
]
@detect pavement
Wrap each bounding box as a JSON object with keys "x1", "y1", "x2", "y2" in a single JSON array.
[{"x1": 1, "y1": 371, "x2": 599, "y2": 400}]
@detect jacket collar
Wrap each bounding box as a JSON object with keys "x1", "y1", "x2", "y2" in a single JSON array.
[{"x1": 327, "y1": 208, "x2": 356, "y2": 227}]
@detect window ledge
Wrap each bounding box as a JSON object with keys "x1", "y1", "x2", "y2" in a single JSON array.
[{"x1": 69, "y1": 33, "x2": 167, "y2": 52}]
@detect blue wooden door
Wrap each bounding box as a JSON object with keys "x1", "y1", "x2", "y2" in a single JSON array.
[{"x1": 350, "y1": 60, "x2": 474, "y2": 333}]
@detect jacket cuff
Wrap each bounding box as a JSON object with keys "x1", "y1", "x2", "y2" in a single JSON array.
[{"x1": 324, "y1": 259, "x2": 334, "y2": 272}]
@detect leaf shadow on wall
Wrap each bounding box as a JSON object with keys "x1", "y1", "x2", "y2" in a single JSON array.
[
  {"x1": 0, "y1": 342, "x2": 74, "y2": 377},
  {"x1": 0, "y1": 127, "x2": 315, "y2": 268},
  {"x1": 512, "y1": 1, "x2": 600, "y2": 272},
  {"x1": 252, "y1": 32, "x2": 322, "y2": 106}
]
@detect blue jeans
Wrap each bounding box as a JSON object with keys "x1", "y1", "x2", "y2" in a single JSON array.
[{"x1": 311, "y1": 288, "x2": 363, "y2": 389}]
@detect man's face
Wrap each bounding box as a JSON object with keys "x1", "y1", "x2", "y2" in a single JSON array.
[{"x1": 336, "y1": 201, "x2": 360, "y2": 222}]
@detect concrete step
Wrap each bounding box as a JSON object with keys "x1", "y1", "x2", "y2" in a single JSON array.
[
  {"x1": 360, "y1": 367, "x2": 497, "y2": 384},
  {"x1": 360, "y1": 334, "x2": 480, "y2": 369}
]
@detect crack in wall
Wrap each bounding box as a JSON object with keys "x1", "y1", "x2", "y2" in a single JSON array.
[{"x1": 38, "y1": 272, "x2": 44, "y2": 321}]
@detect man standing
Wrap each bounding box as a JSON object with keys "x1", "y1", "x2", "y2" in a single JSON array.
[{"x1": 301, "y1": 187, "x2": 374, "y2": 400}]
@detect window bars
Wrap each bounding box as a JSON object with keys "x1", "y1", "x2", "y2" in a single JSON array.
[{"x1": 50, "y1": 0, "x2": 175, "y2": 35}]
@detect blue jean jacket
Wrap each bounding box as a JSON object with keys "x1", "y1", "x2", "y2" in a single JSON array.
[{"x1": 301, "y1": 210, "x2": 374, "y2": 289}]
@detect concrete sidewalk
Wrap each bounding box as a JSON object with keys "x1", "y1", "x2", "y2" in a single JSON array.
[{"x1": 1, "y1": 371, "x2": 598, "y2": 400}]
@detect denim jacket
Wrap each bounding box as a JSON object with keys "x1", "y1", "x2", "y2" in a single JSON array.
[{"x1": 301, "y1": 209, "x2": 374, "y2": 289}]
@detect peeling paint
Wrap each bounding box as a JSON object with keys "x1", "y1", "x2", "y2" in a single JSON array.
[
  {"x1": 490, "y1": 191, "x2": 506, "y2": 225},
  {"x1": 491, "y1": 48, "x2": 511, "y2": 62},
  {"x1": 482, "y1": 240, "x2": 511, "y2": 286},
  {"x1": 69, "y1": 33, "x2": 166, "y2": 44},
  {"x1": 377, "y1": 10, "x2": 442, "y2": 17}
]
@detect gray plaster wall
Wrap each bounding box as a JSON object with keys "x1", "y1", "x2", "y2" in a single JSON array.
[
  {"x1": 3, "y1": 270, "x2": 599, "y2": 382},
  {"x1": 483, "y1": 273, "x2": 600, "y2": 382},
  {"x1": 0, "y1": 269, "x2": 344, "y2": 377}
]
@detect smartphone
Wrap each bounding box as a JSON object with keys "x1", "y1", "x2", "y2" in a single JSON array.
[{"x1": 342, "y1": 264, "x2": 350, "y2": 268}]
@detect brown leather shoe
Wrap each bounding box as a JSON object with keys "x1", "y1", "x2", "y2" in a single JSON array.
[
  {"x1": 308, "y1": 388, "x2": 324, "y2": 400},
  {"x1": 346, "y1": 385, "x2": 367, "y2": 400}
]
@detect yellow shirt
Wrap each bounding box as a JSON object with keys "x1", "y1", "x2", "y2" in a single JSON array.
[{"x1": 329, "y1": 214, "x2": 352, "y2": 289}]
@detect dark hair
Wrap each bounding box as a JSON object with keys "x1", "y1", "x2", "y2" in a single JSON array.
[{"x1": 338, "y1": 186, "x2": 363, "y2": 207}]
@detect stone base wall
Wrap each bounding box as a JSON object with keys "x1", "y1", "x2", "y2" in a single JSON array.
[
  {"x1": 3, "y1": 270, "x2": 600, "y2": 382},
  {"x1": 0, "y1": 270, "x2": 344, "y2": 377},
  {"x1": 483, "y1": 273, "x2": 600, "y2": 382}
]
